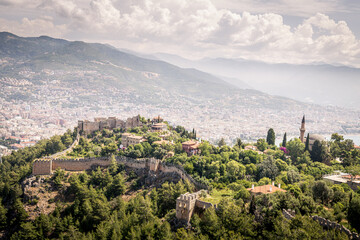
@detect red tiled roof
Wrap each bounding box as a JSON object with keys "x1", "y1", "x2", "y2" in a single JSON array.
[
  {"x1": 342, "y1": 175, "x2": 360, "y2": 180},
  {"x1": 247, "y1": 185, "x2": 286, "y2": 194},
  {"x1": 182, "y1": 140, "x2": 198, "y2": 145}
]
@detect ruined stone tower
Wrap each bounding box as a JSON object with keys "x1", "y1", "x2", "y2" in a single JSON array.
[
  {"x1": 300, "y1": 115, "x2": 306, "y2": 143},
  {"x1": 176, "y1": 192, "x2": 200, "y2": 222}
]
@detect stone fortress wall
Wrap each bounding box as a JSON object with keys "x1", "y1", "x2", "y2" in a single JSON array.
[
  {"x1": 32, "y1": 160, "x2": 52, "y2": 175},
  {"x1": 176, "y1": 191, "x2": 202, "y2": 222},
  {"x1": 32, "y1": 154, "x2": 213, "y2": 222},
  {"x1": 32, "y1": 156, "x2": 207, "y2": 189},
  {"x1": 78, "y1": 115, "x2": 142, "y2": 135},
  {"x1": 175, "y1": 190, "x2": 217, "y2": 223},
  {"x1": 33, "y1": 156, "x2": 146, "y2": 175},
  {"x1": 282, "y1": 209, "x2": 360, "y2": 239}
]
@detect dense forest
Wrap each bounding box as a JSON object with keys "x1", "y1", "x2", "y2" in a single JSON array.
[{"x1": 1, "y1": 121, "x2": 360, "y2": 239}]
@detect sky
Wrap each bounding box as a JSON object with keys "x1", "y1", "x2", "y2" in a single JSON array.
[{"x1": 0, "y1": 0, "x2": 360, "y2": 68}]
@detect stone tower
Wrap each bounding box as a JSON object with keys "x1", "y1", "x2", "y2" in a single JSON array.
[{"x1": 300, "y1": 115, "x2": 306, "y2": 143}]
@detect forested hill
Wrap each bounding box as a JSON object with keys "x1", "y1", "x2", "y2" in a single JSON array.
[{"x1": 1, "y1": 119, "x2": 360, "y2": 239}]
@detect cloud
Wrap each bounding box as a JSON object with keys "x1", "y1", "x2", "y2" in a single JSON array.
[
  {"x1": 0, "y1": 0, "x2": 42, "y2": 7},
  {"x1": 212, "y1": 0, "x2": 344, "y2": 17},
  {"x1": 1, "y1": 0, "x2": 359, "y2": 67},
  {"x1": 0, "y1": 16, "x2": 67, "y2": 38}
]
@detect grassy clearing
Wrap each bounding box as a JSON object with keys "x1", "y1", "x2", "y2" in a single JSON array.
[{"x1": 200, "y1": 188, "x2": 235, "y2": 204}]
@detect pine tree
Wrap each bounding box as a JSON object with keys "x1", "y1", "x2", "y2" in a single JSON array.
[
  {"x1": 266, "y1": 128, "x2": 275, "y2": 145},
  {"x1": 305, "y1": 133, "x2": 310, "y2": 151},
  {"x1": 236, "y1": 138, "x2": 242, "y2": 148},
  {"x1": 218, "y1": 138, "x2": 226, "y2": 147},
  {"x1": 249, "y1": 195, "x2": 256, "y2": 214},
  {"x1": 282, "y1": 132, "x2": 287, "y2": 147}
]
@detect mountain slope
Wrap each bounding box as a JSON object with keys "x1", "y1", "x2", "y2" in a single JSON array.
[{"x1": 0, "y1": 32, "x2": 236, "y2": 100}]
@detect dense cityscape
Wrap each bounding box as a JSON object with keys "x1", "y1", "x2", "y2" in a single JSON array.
[{"x1": 1, "y1": 68, "x2": 360, "y2": 158}]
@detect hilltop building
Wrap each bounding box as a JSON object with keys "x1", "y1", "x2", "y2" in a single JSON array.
[
  {"x1": 182, "y1": 140, "x2": 201, "y2": 156},
  {"x1": 152, "y1": 115, "x2": 163, "y2": 124},
  {"x1": 121, "y1": 133, "x2": 146, "y2": 148},
  {"x1": 151, "y1": 122, "x2": 168, "y2": 132},
  {"x1": 78, "y1": 115, "x2": 142, "y2": 135},
  {"x1": 323, "y1": 171, "x2": 360, "y2": 190},
  {"x1": 299, "y1": 115, "x2": 325, "y2": 151}
]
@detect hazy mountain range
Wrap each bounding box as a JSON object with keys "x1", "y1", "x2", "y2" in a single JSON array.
[{"x1": 141, "y1": 52, "x2": 360, "y2": 109}]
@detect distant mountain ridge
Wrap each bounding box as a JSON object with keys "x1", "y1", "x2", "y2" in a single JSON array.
[{"x1": 149, "y1": 52, "x2": 360, "y2": 109}]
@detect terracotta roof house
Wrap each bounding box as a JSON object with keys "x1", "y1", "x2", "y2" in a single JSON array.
[
  {"x1": 121, "y1": 133, "x2": 146, "y2": 148},
  {"x1": 247, "y1": 183, "x2": 286, "y2": 196},
  {"x1": 244, "y1": 145, "x2": 258, "y2": 151},
  {"x1": 182, "y1": 140, "x2": 201, "y2": 156},
  {"x1": 151, "y1": 123, "x2": 168, "y2": 132}
]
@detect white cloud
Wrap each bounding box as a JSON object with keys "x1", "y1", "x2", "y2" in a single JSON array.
[
  {"x1": 212, "y1": 0, "x2": 344, "y2": 17},
  {"x1": 0, "y1": 16, "x2": 67, "y2": 38},
  {"x1": 1, "y1": 0, "x2": 359, "y2": 67},
  {"x1": 0, "y1": 0, "x2": 42, "y2": 7}
]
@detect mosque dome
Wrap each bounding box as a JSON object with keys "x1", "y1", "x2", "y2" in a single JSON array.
[{"x1": 308, "y1": 134, "x2": 325, "y2": 142}]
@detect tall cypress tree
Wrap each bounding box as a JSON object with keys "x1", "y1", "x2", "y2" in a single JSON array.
[
  {"x1": 266, "y1": 128, "x2": 275, "y2": 145},
  {"x1": 249, "y1": 195, "x2": 256, "y2": 214},
  {"x1": 305, "y1": 133, "x2": 310, "y2": 151},
  {"x1": 282, "y1": 132, "x2": 287, "y2": 147},
  {"x1": 310, "y1": 140, "x2": 322, "y2": 162}
]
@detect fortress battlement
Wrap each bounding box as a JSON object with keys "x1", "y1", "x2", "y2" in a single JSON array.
[
  {"x1": 176, "y1": 190, "x2": 216, "y2": 222},
  {"x1": 52, "y1": 157, "x2": 109, "y2": 162},
  {"x1": 32, "y1": 154, "x2": 211, "y2": 223},
  {"x1": 32, "y1": 156, "x2": 207, "y2": 191},
  {"x1": 78, "y1": 115, "x2": 143, "y2": 135}
]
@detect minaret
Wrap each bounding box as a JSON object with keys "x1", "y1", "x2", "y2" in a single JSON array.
[{"x1": 300, "y1": 115, "x2": 306, "y2": 143}]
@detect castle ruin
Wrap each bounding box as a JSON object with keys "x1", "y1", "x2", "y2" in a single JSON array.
[
  {"x1": 78, "y1": 115, "x2": 143, "y2": 135},
  {"x1": 176, "y1": 191, "x2": 217, "y2": 223},
  {"x1": 32, "y1": 154, "x2": 213, "y2": 223}
]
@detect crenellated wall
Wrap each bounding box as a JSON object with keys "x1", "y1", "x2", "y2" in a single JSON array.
[
  {"x1": 176, "y1": 191, "x2": 202, "y2": 222},
  {"x1": 282, "y1": 209, "x2": 360, "y2": 239},
  {"x1": 78, "y1": 115, "x2": 142, "y2": 135},
  {"x1": 32, "y1": 156, "x2": 207, "y2": 190},
  {"x1": 159, "y1": 163, "x2": 208, "y2": 190},
  {"x1": 311, "y1": 215, "x2": 360, "y2": 239},
  {"x1": 32, "y1": 160, "x2": 52, "y2": 175},
  {"x1": 52, "y1": 157, "x2": 112, "y2": 171},
  {"x1": 32, "y1": 154, "x2": 212, "y2": 223},
  {"x1": 176, "y1": 190, "x2": 215, "y2": 223},
  {"x1": 195, "y1": 199, "x2": 216, "y2": 210}
]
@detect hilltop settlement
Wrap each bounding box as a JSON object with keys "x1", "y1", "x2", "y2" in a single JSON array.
[{"x1": 1, "y1": 114, "x2": 360, "y2": 239}]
